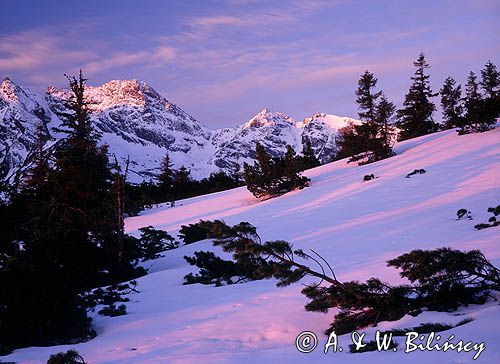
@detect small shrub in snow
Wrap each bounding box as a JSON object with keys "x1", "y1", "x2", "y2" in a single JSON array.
[
  {"x1": 82, "y1": 281, "x2": 137, "y2": 311},
  {"x1": 47, "y1": 349, "x2": 87, "y2": 364},
  {"x1": 137, "y1": 226, "x2": 178, "y2": 260},
  {"x1": 456, "y1": 208, "x2": 472, "y2": 220},
  {"x1": 474, "y1": 205, "x2": 500, "y2": 230},
  {"x1": 178, "y1": 220, "x2": 214, "y2": 244},
  {"x1": 98, "y1": 304, "x2": 127, "y2": 317},
  {"x1": 243, "y1": 143, "x2": 310, "y2": 199},
  {"x1": 405, "y1": 169, "x2": 426, "y2": 178},
  {"x1": 184, "y1": 251, "x2": 245, "y2": 286}
]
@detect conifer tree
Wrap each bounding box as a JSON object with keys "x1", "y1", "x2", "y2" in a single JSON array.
[
  {"x1": 158, "y1": 153, "x2": 174, "y2": 195},
  {"x1": 463, "y1": 71, "x2": 482, "y2": 130},
  {"x1": 374, "y1": 93, "x2": 396, "y2": 157},
  {"x1": 231, "y1": 160, "x2": 243, "y2": 183},
  {"x1": 334, "y1": 122, "x2": 359, "y2": 160},
  {"x1": 47, "y1": 71, "x2": 141, "y2": 287},
  {"x1": 336, "y1": 71, "x2": 395, "y2": 164},
  {"x1": 243, "y1": 143, "x2": 309, "y2": 198},
  {"x1": 47, "y1": 71, "x2": 115, "y2": 288},
  {"x1": 0, "y1": 72, "x2": 143, "y2": 352},
  {"x1": 109, "y1": 156, "x2": 128, "y2": 262},
  {"x1": 173, "y1": 165, "x2": 191, "y2": 197},
  {"x1": 397, "y1": 53, "x2": 438, "y2": 140},
  {"x1": 352, "y1": 70, "x2": 380, "y2": 154},
  {"x1": 255, "y1": 142, "x2": 273, "y2": 176},
  {"x1": 23, "y1": 120, "x2": 51, "y2": 192},
  {"x1": 283, "y1": 145, "x2": 300, "y2": 188},
  {"x1": 356, "y1": 70, "x2": 382, "y2": 123},
  {"x1": 460, "y1": 68, "x2": 498, "y2": 134},
  {"x1": 440, "y1": 76, "x2": 464, "y2": 130},
  {"x1": 480, "y1": 60, "x2": 500, "y2": 99},
  {"x1": 478, "y1": 60, "x2": 500, "y2": 129},
  {"x1": 300, "y1": 138, "x2": 320, "y2": 170}
]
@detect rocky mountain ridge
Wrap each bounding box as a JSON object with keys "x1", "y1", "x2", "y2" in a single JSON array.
[{"x1": 0, "y1": 77, "x2": 360, "y2": 183}]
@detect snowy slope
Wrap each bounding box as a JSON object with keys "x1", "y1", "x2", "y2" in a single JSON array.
[
  {"x1": 1, "y1": 78, "x2": 358, "y2": 182},
  {"x1": 2, "y1": 127, "x2": 499, "y2": 364}
]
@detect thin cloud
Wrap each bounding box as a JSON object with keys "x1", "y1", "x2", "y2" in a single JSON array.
[{"x1": 0, "y1": 31, "x2": 93, "y2": 71}]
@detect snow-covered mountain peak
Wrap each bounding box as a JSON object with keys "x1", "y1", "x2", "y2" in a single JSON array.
[
  {"x1": 1, "y1": 77, "x2": 29, "y2": 104},
  {"x1": 1, "y1": 77, "x2": 362, "y2": 182},
  {"x1": 85, "y1": 79, "x2": 164, "y2": 110},
  {"x1": 243, "y1": 108, "x2": 295, "y2": 129},
  {"x1": 302, "y1": 112, "x2": 359, "y2": 130}
]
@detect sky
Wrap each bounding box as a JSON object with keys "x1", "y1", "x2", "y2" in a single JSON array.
[{"x1": 0, "y1": 0, "x2": 499, "y2": 129}]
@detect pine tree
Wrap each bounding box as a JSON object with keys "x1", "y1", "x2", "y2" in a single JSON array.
[
  {"x1": 109, "y1": 156, "x2": 128, "y2": 262},
  {"x1": 354, "y1": 71, "x2": 380, "y2": 152},
  {"x1": 460, "y1": 69, "x2": 497, "y2": 134},
  {"x1": 231, "y1": 160, "x2": 243, "y2": 183},
  {"x1": 463, "y1": 71, "x2": 482, "y2": 130},
  {"x1": 334, "y1": 122, "x2": 360, "y2": 160},
  {"x1": 440, "y1": 76, "x2": 464, "y2": 129},
  {"x1": 48, "y1": 71, "x2": 114, "y2": 287},
  {"x1": 255, "y1": 142, "x2": 273, "y2": 176},
  {"x1": 0, "y1": 72, "x2": 143, "y2": 352},
  {"x1": 158, "y1": 153, "x2": 174, "y2": 196},
  {"x1": 479, "y1": 60, "x2": 500, "y2": 129},
  {"x1": 480, "y1": 60, "x2": 500, "y2": 99},
  {"x1": 374, "y1": 93, "x2": 396, "y2": 158},
  {"x1": 337, "y1": 71, "x2": 395, "y2": 164},
  {"x1": 48, "y1": 71, "x2": 140, "y2": 287},
  {"x1": 283, "y1": 145, "x2": 298, "y2": 184},
  {"x1": 300, "y1": 138, "x2": 320, "y2": 170},
  {"x1": 356, "y1": 70, "x2": 382, "y2": 123},
  {"x1": 23, "y1": 120, "x2": 51, "y2": 191},
  {"x1": 173, "y1": 166, "x2": 191, "y2": 197},
  {"x1": 243, "y1": 143, "x2": 309, "y2": 198},
  {"x1": 397, "y1": 53, "x2": 438, "y2": 140}
]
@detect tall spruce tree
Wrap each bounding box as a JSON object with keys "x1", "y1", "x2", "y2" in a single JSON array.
[
  {"x1": 337, "y1": 71, "x2": 395, "y2": 164},
  {"x1": 440, "y1": 76, "x2": 464, "y2": 129},
  {"x1": 354, "y1": 71, "x2": 380, "y2": 151},
  {"x1": 356, "y1": 70, "x2": 382, "y2": 123},
  {"x1": 0, "y1": 72, "x2": 99, "y2": 351},
  {"x1": 173, "y1": 166, "x2": 191, "y2": 197},
  {"x1": 374, "y1": 93, "x2": 396, "y2": 157},
  {"x1": 283, "y1": 145, "x2": 300, "y2": 188},
  {"x1": 479, "y1": 60, "x2": 500, "y2": 128},
  {"x1": 48, "y1": 71, "x2": 115, "y2": 288},
  {"x1": 463, "y1": 71, "x2": 482, "y2": 129},
  {"x1": 109, "y1": 156, "x2": 128, "y2": 262},
  {"x1": 397, "y1": 53, "x2": 438, "y2": 140},
  {"x1": 334, "y1": 122, "x2": 359, "y2": 160},
  {"x1": 300, "y1": 138, "x2": 320, "y2": 170},
  {"x1": 23, "y1": 120, "x2": 51, "y2": 192},
  {"x1": 158, "y1": 153, "x2": 174, "y2": 196},
  {"x1": 49, "y1": 71, "x2": 141, "y2": 287},
  {"x1": 480, "y1": 60, "x2": 500, "y2": 99}
]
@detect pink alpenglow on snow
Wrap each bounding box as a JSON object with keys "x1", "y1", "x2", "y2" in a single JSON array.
[{"x1": 3, "y1": 128, "x2": 500, "y2": 363}]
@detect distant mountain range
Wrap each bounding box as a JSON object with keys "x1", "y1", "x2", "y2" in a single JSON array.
[{"x1": 0, "y1": 77, "x2": 360, "y2": 183}]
